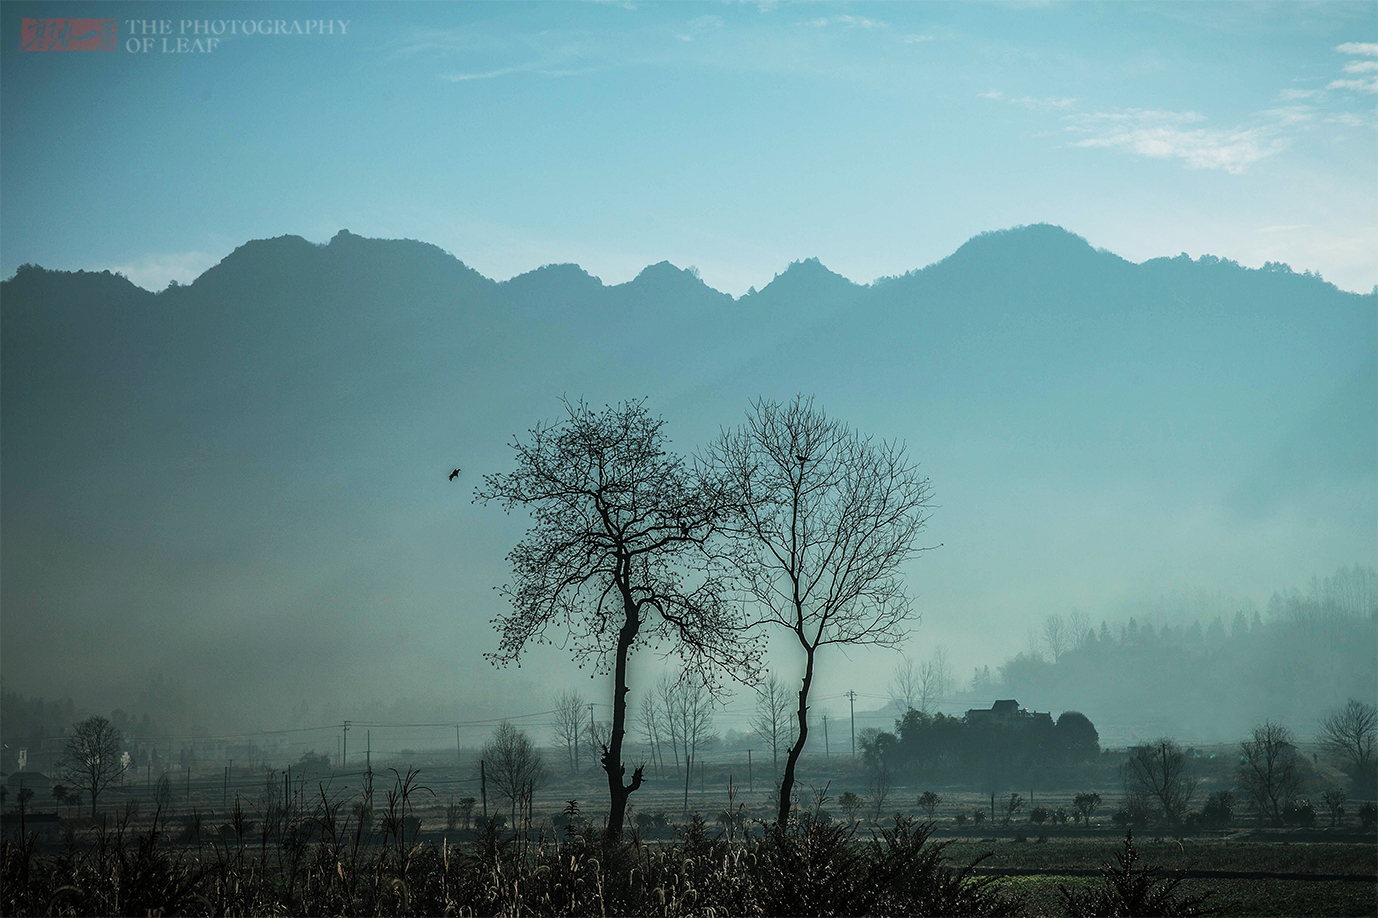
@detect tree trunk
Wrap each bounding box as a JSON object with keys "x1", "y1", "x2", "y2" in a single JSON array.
[
  {"x1": 603, "y1": 588, "x2": 643, "y2": 841},
  {"x1": 776, "y1": 645, "x2": 815, "y2": 828}
]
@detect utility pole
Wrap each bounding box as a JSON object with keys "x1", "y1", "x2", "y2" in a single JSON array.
[
  {"x1": 587, "y1": 703, "x2": 596, "y2": 759},
  {"x1": 846, "y1": 690, "x2": 857, "y2": 758},
  {"x1": 480, "y1": 760, "x2": 488, "y2": 821},
  {"x1": 456, "y1": 725, "x2": 462, "y2": 773},
  {"x1": 342, "y1": 721, "x2": 350, "y2": 770},
  {"x1": 747, "y1": 749, "x2": 753, "y2": 791},
  {"x1": 823, "y1": 714, "x2": 830, "y2": 758},
  {"x1": 366, "y1": 731, "x2": 371, "y2": 775}
]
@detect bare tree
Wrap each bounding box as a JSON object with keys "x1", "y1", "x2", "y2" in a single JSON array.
[
  {"x1": 636, "y1": 692, "x2": 666, "y2": 778},
  {"x1": 658, "y1": 671, "x2": 716, "y2": 813},
  {"x1": 707, "y1": 396, "x2": 936, "y2": 827},
  {"x1": 551, "y1": 690, "x2": 586, "y2": 774},
  {"x1": 750, "y1": 672, "x2": 797, "y2": 772},
  {"x1": 474, "y1": 400, "x2": 759, "y2": 840},
  {"x1": 480, "y1": 721, "x2": 547, "y2": 826},
  {"x1": 1122, "y1": 738, "x2": 1200, "y2": 825},
  {"x1": 1067, "y1": 610, "x2": 1092, "y2": 652},
  {"x1": 917, "y1": 646, "x2": 953, "y2": 713},
  {"x1": 1238, "y1": 722, "x2": 1304, "y2": 826},
  {"x1": 1041, "y1": 613, "x2": 1071, "y2": 665},
  {"x1": 1317, "y1": 698, "x2": 1377, "y2": 784},
  {"x1": 59, "y1": 715, "x2": 127, "y2": 818},
  {"x1": 888, "y1": 655, "x2": 921, "y2": 712}
]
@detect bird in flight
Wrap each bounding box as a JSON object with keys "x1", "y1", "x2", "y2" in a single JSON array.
[{"x1": 448, "y1": 468, "x2": 461, "y2": 481}]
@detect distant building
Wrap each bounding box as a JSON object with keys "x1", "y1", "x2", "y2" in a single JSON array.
[
  {"x1": 5, "y1": 771, "x2": 53, "y2": 794},
  {"x1": 964, "y1": 699, "x2": 1054, "y2": 728}
]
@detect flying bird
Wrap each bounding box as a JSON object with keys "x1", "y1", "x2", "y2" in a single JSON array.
[{"x1": 448, "y1": 468, "x2": 461, "y2": 481}]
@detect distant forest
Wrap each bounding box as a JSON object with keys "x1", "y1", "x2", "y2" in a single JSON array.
[{"x1": 966, "y1": 564, "x2": 1377, "y2": 743}]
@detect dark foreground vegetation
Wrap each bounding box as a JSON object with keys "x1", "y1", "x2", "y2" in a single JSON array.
[{"x1": 5, "y1": 781, "x2": 1374, "y2": 917}]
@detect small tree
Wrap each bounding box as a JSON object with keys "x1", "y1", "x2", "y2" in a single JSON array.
[
  {"x1": 60, "y1": 715, "x2": 127, "y2": 818},
  {"x1": 1123, "y1": 739, "x2": 1199, "y2": 825},
  {"x1": 1001, "y1": 792, "x2": 1023, "y2": 826},
  {"x1": 839, "y1": 791, "x2": 863, "y2": 825},
  {"x1": 1321, "y1": 786, "x2": 1347, "y2": 828},
  {"x1": 1317, "y1": 699, "x2": 1377, "y2": 786},
  {"x1": 551, "y1": 690, "x2": 586, "y2": 775},
  {"x1": 1073, "y1": 792, "x2": 1101, "y2": 825},
  {"x1": 917, "y1": 790, "x2": 941, "y2": 819},
  {"x1": 1238, "y1": 721, "x2": 1304, "y2": 826},
  {"x1": 750, "y1": 672, "x2": 797, "y2": 774},
  {"x1": 480, "y1": 721, "x2": 546, "y2": 826}
]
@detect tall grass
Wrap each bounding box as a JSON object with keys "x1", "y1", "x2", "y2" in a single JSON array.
[{"x1": 3, "y1": 773, "x2": 1024, "y2": 916}]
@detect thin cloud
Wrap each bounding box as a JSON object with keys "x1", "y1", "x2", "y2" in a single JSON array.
[
  {"x1": 1336, "y1": 42, "x2": 1378, "y2": 56},
  {"x1": 1064, "y1": 110, "x2": 1286, "y2": 174},
  {"x1": 1327, "y1": 76, "x2": 1378, "y2": 94},
  {"x1": 1010, "y1": 95, "x2": 1076, "y2": 111},
  {"x1": 805, "y1": 15, "x2": 887, "y2": 29},
  {"x1": 1344, "y1": 60, "x2": 1378, "y2": 73},
  {"x1": 979, "y1": 89, "x2": 1004, "y2": 100}
]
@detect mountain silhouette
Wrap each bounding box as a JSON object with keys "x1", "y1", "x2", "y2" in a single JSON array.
[{"x1": 1, "y1": 223, "x2": 1372, "y2": 730}]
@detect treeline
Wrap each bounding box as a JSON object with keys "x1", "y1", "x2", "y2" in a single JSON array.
[
  {"x1": 860, "y1": 709, "x2": 1102, "y2": 790},
  {"x1": 972, "y1": 564, "x2": 1377, "y2": 740}
]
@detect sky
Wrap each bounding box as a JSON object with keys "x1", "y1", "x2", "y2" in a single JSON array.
[
  {"x1": 2, "y1": 1, "x2": 1375, "y2": 297},
  {"x1": 1, "y1": 1, "x2": 1375, "y2": 751}
]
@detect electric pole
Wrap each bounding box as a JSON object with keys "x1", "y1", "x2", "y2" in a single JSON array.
[
  {"x1": 342, "y1": 721, "x2": 350, "y2": 770},
  {"x1": 823, "y1": 714, "x2": 830, "y2": 758},
  {"x1": 846, "y1": 691, "x2": 857, "y2": 758}
]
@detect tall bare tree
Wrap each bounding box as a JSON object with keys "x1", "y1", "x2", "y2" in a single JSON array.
[
  {"x1": 1123, "y1": 738, "x2": 1200, "y2": 825},
  {"x1": 1238, "y1": 722, "x2": 1304, "y2": 826},
  {"x1": 707, "y1": 396, "x2": 936, "y2": 827},
  {"x1": 1317, "y1": 698, "x2": 1377, "y2": 785},
  {"x1": 59, "y1": 715, "x2": 127, "y2": 818},
  {"x1": 551, "y1": 690, "x2": 586, "y2": 774},
  {"x1": 750, "y1": 672, "x2": 797, "y2": 772},
  {"x1": 1041, "y1": 613, "x2": 1071, "y2": 665},
  {"x1": 917, "y1": 646, "x2": 953, "y2": 713},
  {"x1": 658, "y1": 672, "x2": 716, "y2": 813},
  {"x1": 475, "y1": 400, "x2": 759, "y2": 840},
  {"x1": 481, "y1": 721, "x2": 546, "y2": 825},
  {"x1": 887, "y1": 655, "x2": 921, "y2": 712}
]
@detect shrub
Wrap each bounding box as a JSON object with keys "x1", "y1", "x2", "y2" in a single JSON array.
[
  {"x1": 1283, "y1": 799, "x2": 1316, "y2": 827},
  {"x1": 1059, "y1": 829, "x2": 1217, "y2": 917},
  {"x1": 1358, "y1": 801, "x2": 1376, "y2": 830},
  {"x1": 1029, "y1": 806, "x2": 1049, "y2": 825},
  {"x1": 955, "y1": 813, "x2": 968, "y2": 826},
  {"x1": 1200, "y1": 791, "x2": 1235, "y2": 828}
]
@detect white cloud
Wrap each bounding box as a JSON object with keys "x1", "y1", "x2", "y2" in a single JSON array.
[
  {"x1": 1277, "y1": 88, "x2": 1320, "y2": 101},
  {"x1": 1336, "y1": 42, "x2": 1378, "y2": 56},
  {"x1": 103, "y1": 251, "x2": 220, "y2": 291},
  {"x1": 1323, "y1": 112, "x2": 1371, "y2": 127},
  {"x1": 1065, "y1": 110, "x2": 1286, "y2": 174},
  {"x1": 979, "y1": 89, "x2": 1004, "y2": 100},
  {"x1": 1259, "y1": 104, "x2": 1314, "y2": 126},
  {"x1": 1327, "y1": 76, "x2": 1378, "y2": 93},
  {"x1": 1344, "y1": 60, "x2": 1378, "y2": 73},
  {"x1": 805, "y1": 15, "x2": 886, "y2": 29},
  {"x1": 1009, "y1": 95, "x2": 1077, "y2": 110}
]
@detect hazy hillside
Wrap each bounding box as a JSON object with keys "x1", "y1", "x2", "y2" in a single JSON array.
[{"x1": 2, "y1": 225, "x2": 1373, "y2": 739}]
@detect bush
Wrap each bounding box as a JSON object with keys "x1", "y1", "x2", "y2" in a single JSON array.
[
  {"x1": 1199, "y1": 791, "x2": 1235, "y2": 828},
  {"x1": 1029, "y1": 806, "x2": 1049, "y2": 825},
  {"x1": 1283, "y1": 799, "x2": 1316, "y2": 827},
  {"x1": 1059, "y1": 830, "x2": 1217, "y2": 917},
  {"x1": 1358, "y1": 801, "x2": 1377, "y2": 830}
]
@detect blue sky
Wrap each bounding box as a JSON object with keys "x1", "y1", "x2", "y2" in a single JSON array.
[{"x1": 3, "y1": 1, "x2": 1375, "y2": 295}]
